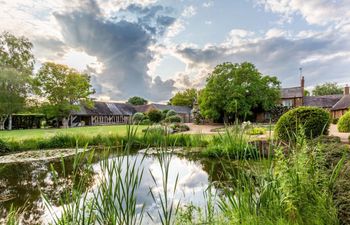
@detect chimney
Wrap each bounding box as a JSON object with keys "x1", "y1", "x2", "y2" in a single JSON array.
[
  {"x1": 301, "y1": 76, "x2": 305, "y2": 89},
  {"x1": 344, "y1": 84, "x2": 349, "y2": 95}
]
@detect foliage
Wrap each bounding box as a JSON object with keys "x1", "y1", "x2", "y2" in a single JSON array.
[
  {"x1": 203, "y1": 126, "x2": 258, "y2": 159},
  {"x1": 166, "y1": 110, "x2": 177, "y2": 118},
  {"x1": 0, "y1": 68, "x2": 28, "y2": 118},
  {"x1": 35, "y1": 62, "x2": 95, "y2": 124},
  {"x1": 0, "y1": 32, "x2": 35, "y2": 76},
  {"x1": 337, "y1": 111, "x2": 350, "y2": 132},
  {"x1": 127, "y1": 96, "x2": 148, "y2": 105},
  {"x1": 147, "y1": 109, "x2": 162, "y2": 123},
  {"x1": 274, "y1": 106, "x2": 331, "y2": 142},
  {"x1": 268, "y1": 105, "x2": 290, "y2": 123},
  {"x1": 313, "y1": 82, "x2": 343, "y2": 96},
  {"x1": 246, "y1": 127, "x2": 266, "y2": 135},
  {"x1": 170, "y1": 123, "x2": 190, "y2": 132},
  {"x1": 0, "y1": 32, "x2": 35, "y2": 130},
  {"x1": 169, "y1": 88, "x2": 197, "y2": 108},
  {"x1": 304, "y1": 89, "x2": 310, "y2": 96},
  {"x1": 199, "y1": 62, "x2": 280, "y2": 121},
  {"x1": 164, "y1": 115, "x2": 182, "y2": 123},
  {"x1": 132, "y1": 112, "x2": 145, "y2": 123},
  {"x1": 216, "y1": 139, "x2": 339, "y2": 225}
]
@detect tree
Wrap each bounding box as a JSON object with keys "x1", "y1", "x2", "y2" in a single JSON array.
[
  {"x1": 0, "y1": 68, "x2": 29, "y2": 130},
  {"x1": 0, "y1": 32, "x2": 35, "y2": 130},
  {"x1": 169, "y1": 88, "x2": 197, "y2": 108},
  {"x1": 36, "y1": 62, "x2": 95, "y2": 127},
  {"x1": 199, "y1": 62, "x2": 280, "y2": 122},
  {"x1": 127, "y1": 96, "x2": 148, "y2": 105},
  {"x1": 313, "y1": 82, "x2": 343, "y2": 96}
]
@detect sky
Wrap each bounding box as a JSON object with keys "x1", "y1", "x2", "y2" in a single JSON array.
[{"x1": 1, "y1": 0, "x2": 350, "y2": 102}]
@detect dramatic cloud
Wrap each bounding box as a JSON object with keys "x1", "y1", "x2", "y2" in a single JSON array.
[
  {"x1": 54, "y1": 1, "x2": 176, "y2": 101},
  {"x1": 174, "y1": 27, "x2": 350, "y2": 88}
]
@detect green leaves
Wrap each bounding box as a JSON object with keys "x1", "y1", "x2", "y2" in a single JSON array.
[
  {"x1": 35, "y1": 62, "x2": 95, "y2": 121},
  {"x1": 199, "y1": 62, "x2": 281, "y2": 121}
]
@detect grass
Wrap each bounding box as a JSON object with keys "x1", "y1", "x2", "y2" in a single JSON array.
[{"x1": 0, "y1": 125, "x2": 148, "y2": 141}]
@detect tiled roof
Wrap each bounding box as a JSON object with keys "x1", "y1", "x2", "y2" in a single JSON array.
[
  {"x1": 73, "y1": 101, "x2": 136, "y2": 116},
  {"x1": 331, "y1": 95, "x2": 350, "y2": 111},
  {"x1": 304, "y1": 95, "x2": 343, "y2": 108},
  {"x1": 281, "y1": 87, "x2": 303, "y2": 98},
  {"x1": 134, "y1": 104, "x2": 192, "y2": 114}
]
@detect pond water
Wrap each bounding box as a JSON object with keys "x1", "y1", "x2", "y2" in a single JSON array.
[{"x1": 0, "y1": 149, "x2": 259, "y2": 224}]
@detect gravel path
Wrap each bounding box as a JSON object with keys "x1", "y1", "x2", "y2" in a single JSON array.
[{"x1": 329, "y1": 124, "x2": 350, "y2": 143}]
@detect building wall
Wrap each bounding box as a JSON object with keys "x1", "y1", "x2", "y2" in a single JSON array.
[{"x1": 332, "y1": 110, "x2": 347, "y2": 119}]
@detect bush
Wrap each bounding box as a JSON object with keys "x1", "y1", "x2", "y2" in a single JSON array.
[
  {"x1": 139, "y1": 119, "x2": 151, "y2": 125},
  {"x1": 161, "y1": 109, "x2": 169, "y2": 120},
  {"x1": 170, "y1": 123, "x2": 190, "y2": 132},
  {"x1": 246, "y1": 127, "x2": 266, "y2": 135},
  {"x1": 132, "y1": 112, "x2": 144, "y2": 123},
  {"x1": 164, "y1": 115, "x2": 182, "y2": 123},
  {"x1": 147, "y1": 109, "x2": 162, "y2": 123},
  {"x1": 274, "y1": 106, "x2": 331, "y2": 142},
  {"x1": 338, "y1": 111, "x2": 350, "y2": 132},
  {"x1": 166, "y1": 110, "x2": 177, "y2": 118}
]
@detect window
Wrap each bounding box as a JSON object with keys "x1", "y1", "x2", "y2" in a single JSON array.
[{"x1": 282, "y1": 99, "x2": 293, "y2": 108}]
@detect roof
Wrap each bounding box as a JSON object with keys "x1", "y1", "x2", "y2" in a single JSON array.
[
  {"x1": 303, "y1": 95, "x2": 343, "y2": 108},
  {"x1": 134, "y1": 103, "x2": 192, "y2": 114},
  {"x1": 281, "y1": 87, "x2": 303, "y2": 98},
  {"x1": 73, "y1": 101, "x2": 136, "y2": 116},
  {"x1": 331, "y1": 95, "x2": 350, "y2": 111}
]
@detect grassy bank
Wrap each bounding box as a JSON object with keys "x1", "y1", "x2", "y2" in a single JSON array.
[{"x1": 0, "y1": 125, "x2": 148, "y2": 141}]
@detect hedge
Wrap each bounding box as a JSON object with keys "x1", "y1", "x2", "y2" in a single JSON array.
[
  {"x1": 274, "y1": 106, "x2": 331, "y2": 142},
  {"x1": 338, "y1": 111, "x2": 350, "y2": 132}
]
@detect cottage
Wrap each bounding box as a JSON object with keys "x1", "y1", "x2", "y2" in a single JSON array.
[
  {"x1": 280, "y1": 76, "x2": 304, "y2": 108},
  {"x1": 133, "y1": 103, "x2": 192, "y2": 123},
  {"x1": 331, "y1": 85, "x2": 350, "y2": 118},
  {"x1": 70, "y1": 101, "x2": 136, "y2": 127}
]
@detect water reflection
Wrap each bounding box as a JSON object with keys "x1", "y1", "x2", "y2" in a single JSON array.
[{"x1": 0, "y1": 150, "x2": 256, "y2": 224}]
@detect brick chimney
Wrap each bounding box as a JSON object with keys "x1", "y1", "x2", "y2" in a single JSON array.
[
  {"x1": 301, "y1": 76, "x2": 305, "y2": 96},
  {"x1": 344, "y1": 84, "x2": 349, "y2": 95}
]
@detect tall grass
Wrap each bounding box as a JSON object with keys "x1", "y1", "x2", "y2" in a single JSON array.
[{"x1": 203, "y1": 125, "x2": 259, "y2": 159}]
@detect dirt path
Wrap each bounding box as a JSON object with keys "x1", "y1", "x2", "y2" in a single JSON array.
[{"x1": 329, "y1": 124, "x2": 349, "y2": 143}]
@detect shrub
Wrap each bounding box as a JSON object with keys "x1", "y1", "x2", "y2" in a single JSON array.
[
  {"x1": 132, "y1": 112, "x2": 144, "y2": 123},
  {"x1": 161, "y1": 109, "x2": 169, "y2": 120},
  {"x1": 338, "y1": 111, "x2": 350, "y2": 132},
  {"x1": 274, "y1": 106, "x2": 331, "y2": 141},
  {"x1": 170, "y1": 123, "x2": 190, "y2": 132},
  {"x1": 164, "y1": 115, "x2": 182, "y2": 123},
  {"x1": 147, "y1": 109, "x2": 162, "y2": 123},
  {"x1": 139, "y1": 119, "x2": 151, "y2": 125},
  {"x1": 166, "y1": 110, "x2": 177, "y2": 118},
  {"x1": 246, "y1": 127, "x2": 266, "y2": 135}
]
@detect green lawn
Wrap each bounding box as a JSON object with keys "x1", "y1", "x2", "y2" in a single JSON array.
[{"x1": 0, "y1": 125, "x2": 148, "y2": 141}]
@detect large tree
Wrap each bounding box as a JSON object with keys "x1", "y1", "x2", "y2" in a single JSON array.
[
  {"x1": 313, "y1": 82, "x2": 343, "y2": 96},
  {"x1": 0, "y1": 32, "x2": 35, "y2": 130},
  {"x1": 36, "y1": 62, "x2": 95, "y2": 127},
  {"x1": 169, "y1": 88, "x2": 197, "y2": 108},
  {"x1": 199, "y1": 62, "x2": 280, "y2": 122},
  {"x1": 127, "y1": 96, "x2": 148, "y2": 105}
]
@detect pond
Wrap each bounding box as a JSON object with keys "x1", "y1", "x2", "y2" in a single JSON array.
[{"x1": 0, "y1": 149, "x2": 262, "y2": 224}]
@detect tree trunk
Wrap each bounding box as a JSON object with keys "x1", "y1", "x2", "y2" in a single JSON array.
[
  {"x1": 0, "y1": 115, "x2": 8, "y2": 130},
  {"x1": 8, "y1": 114, "x2": 12, "y2": 130}
]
